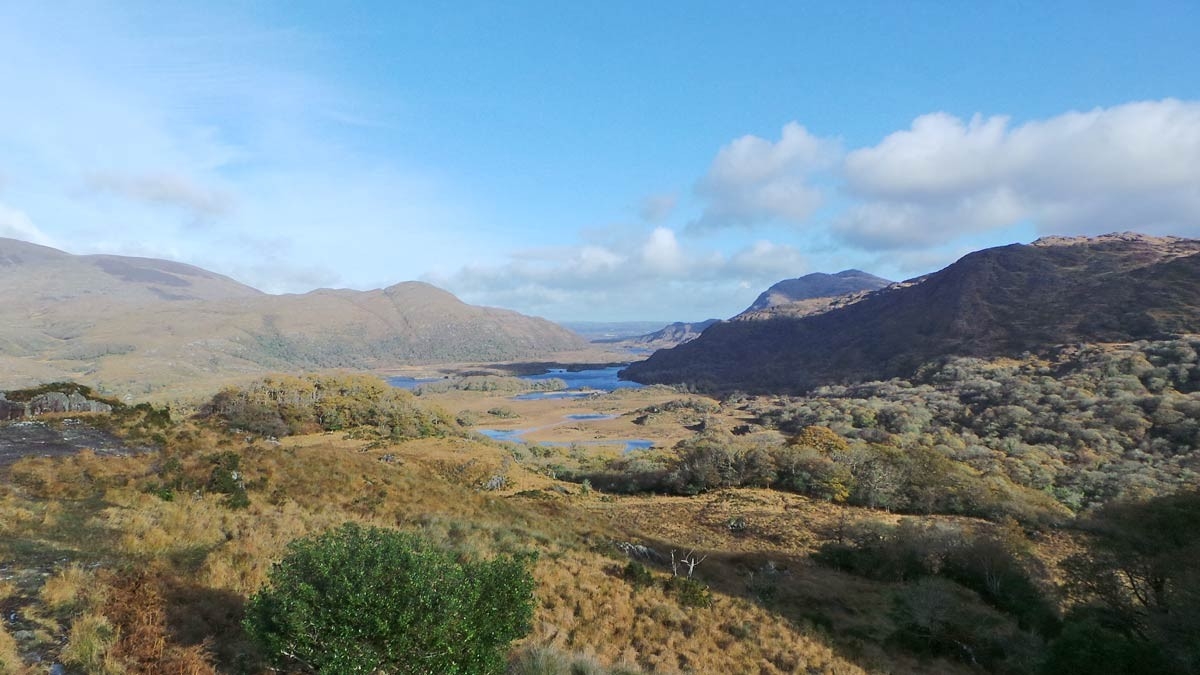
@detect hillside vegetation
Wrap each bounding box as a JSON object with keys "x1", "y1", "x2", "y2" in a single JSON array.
[
  {"x1": 0, "y1": 380, "x2": 872, "y2": 675},
  {"x1": 583, "y1": 339, "x2": 1200, "y2": 523},
  {"x1": 1, "y1": 369, "x2": 1197, "y2": 673}
]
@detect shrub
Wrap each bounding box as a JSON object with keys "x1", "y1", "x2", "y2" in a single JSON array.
[
  {"x1": 664, "y1": 576, "x2": 713, "y2": 608},
  {"x1": 205, "y1": 451, "x2": 249, "y2": 509},
  {"x1": 244, "y1": 523, "x2": 535, "y2": 674},
  {"x1": 622, "y1": 561, "x2": 654, "y2": 589}
]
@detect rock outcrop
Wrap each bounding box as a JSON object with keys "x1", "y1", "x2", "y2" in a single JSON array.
[{"x1": 0, "y1": 389, "x2": 114, "y2": 419}]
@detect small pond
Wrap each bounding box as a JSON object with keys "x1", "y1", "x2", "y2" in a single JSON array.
[{"x1": 477, "y1": 412, "x2": 652, "y2": 453}]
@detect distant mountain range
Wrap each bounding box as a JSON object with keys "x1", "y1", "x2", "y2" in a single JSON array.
[
  {"x1": 586, "y1": 270, "x2": 892, "y2": 350},
  {"x1": 0, "y1": 238, "x2": 586, "y2": 395},
  {"x1": 622, "y1": 233, "x2": 1200, "y2": 394},
  {"x1": 739, "y1": 269, "x2": 892, "y2": 316},
  {"x1": 592, "y1": 319, "x2": 721, "y2": 348}
]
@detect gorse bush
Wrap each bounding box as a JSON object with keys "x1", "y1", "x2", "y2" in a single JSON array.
[{"x1": 244, "y1": 523, "x2": 536, "y2": 675}]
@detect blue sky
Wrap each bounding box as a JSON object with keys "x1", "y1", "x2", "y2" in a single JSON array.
[{"x1": 1, "y1": 2, "x2": 1198, "y2": 321}]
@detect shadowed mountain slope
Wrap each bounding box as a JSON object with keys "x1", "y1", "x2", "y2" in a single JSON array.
[
  {"x1": 0, "y1": 238, "x2": 586, "y2": 395},
  {"x1": 622, "y1": 233, "x2": 1200, "y2": 394}
]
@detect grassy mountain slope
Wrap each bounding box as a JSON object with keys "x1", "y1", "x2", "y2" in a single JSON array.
[{"x1": 0, "y1": 238, "x2": 586, "y2": 395}]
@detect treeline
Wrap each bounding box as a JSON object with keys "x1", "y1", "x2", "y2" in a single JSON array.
[
  {"x1": 201, "y1": 373, "x2": 457, "y2": 441},
  {"x1": 559, "y1": 339, "x2": 1200, "y2": 523},
  {"x1": 751, "y1": 339, "x2": 1200, "y2": 511},
  {"x1": 567, "y1": 425, "x2": 1068, "y2": 524}
]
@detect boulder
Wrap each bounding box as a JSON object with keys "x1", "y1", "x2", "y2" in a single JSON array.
[
  {"x1": 28, "y1": 391, "x2": 70, "y2": 414},
  {"x1": 0, "y1": 395, "x2": 24, "y2": 420}
]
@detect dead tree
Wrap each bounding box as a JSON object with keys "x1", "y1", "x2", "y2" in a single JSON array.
[{"x1": 670, "y1": 549, "x2": 708, "y2": 579}]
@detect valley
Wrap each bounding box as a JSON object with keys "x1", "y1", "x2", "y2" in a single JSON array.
[{"x1": 2, "y1": 233, "x2": 1200, "y2": 675}]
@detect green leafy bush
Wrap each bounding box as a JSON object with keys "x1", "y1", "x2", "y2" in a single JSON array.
[
  {"x1": 244, "y1": 523, "x2": 535, "y2": 675},
  {"x1": 664, "y1": 576, "x2": 713, "y2": 608},
  {"x1": 622, "y1": 561, "x2": 654, "y2": 589}
]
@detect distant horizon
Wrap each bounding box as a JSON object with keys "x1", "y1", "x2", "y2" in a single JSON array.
[{"x1": 2, "y1": 2, "x2": 1198, "y2": 321}]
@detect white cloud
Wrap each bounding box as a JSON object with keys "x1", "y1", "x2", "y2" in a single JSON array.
[
  {"x1": 427, "y1": 227, "x2": 807, "y2": 321},
  {"x1": 728, "y1": 240, "x2": 808, "y2": 277},
  {"x1": 0, "y1": 202, "x2": 56, "y2": 246},
  {"x1": 640, "y1": 227, "x2": 685, "y2": 273},
  {"x1": 85, "y1": 171, "x2": 234, "y2": 219},
  {"x1": 838, "y1": 100, "x2": 1200, "y2": 249},
  {"x1": 688, "y1": 122, "x2": 840, "y2": 232}
]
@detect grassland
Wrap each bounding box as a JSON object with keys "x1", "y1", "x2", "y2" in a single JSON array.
[{"x1": 0, "y1": 381, "x2": 1086, "y2": 674}]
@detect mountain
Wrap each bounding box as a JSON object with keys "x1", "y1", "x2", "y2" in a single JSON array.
[
  {"x1": 558, "y1": 321, "x2": 668, "y2": 342},
  {"x1": 622, "y1": 233, "x2": 1200, "y2": 394},
  {"x1": 592, "y1": 319, "x2": 721, "y2": 349},
  {"x1": 0, "y1": 238, "x2": 586, "y2": 395},
  {"x1": 739, "y1": 269, "x2": 892, "y2": 315}
]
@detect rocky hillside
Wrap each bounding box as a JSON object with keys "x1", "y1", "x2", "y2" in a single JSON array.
[
  {"x1": 622, "y1": 233, "x2": 1200, "y2": 394},
  {"x1": 739, "y1": 269, "x2": 892, "y2": 316},
  {"x1": 0, "y1": 238, "x2": 586, "y2": 395}
]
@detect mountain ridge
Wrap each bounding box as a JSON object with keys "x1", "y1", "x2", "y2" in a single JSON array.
[
  {"x1": 0, "y1": 237, "x2": 586, "y2": 395},
  {"x1": 622, "y1": 233, "x2": 1200, "y2": 394},
  {"x1": 739, "y1": 269, "x2": 893, "y2": 316}
]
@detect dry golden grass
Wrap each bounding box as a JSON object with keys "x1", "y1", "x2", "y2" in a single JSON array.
[
  {"x1": 61, "y1": 611, "x2": 125, "y2": 675},
  {"x1": 40, "y1": 563, "x2": 100, "y2": 615},
  {"x1": 0, "y1": 384, "x2": 1071, "y2": 674},
  {"x1": 0, "y1": 622, "x2": 26, "y2": 675}
]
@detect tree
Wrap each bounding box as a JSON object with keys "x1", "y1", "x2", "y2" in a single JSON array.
[
  {"x1": 244, "y1": 523, "x2": 535, "y2": 674},
  {"x1": 1051, "y1": 491, "x2": 1200, "y2": 674}
]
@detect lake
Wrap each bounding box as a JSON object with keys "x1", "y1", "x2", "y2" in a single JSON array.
[
  {"x1": 388, "y1": 365, "x2": 642, "y2": 397},
  {"x1": 513, "y1": 365, "x2": 642, "y2": 399},
  {"x1": 387, "y1": 376, "x2": 442, "y2": 390}
]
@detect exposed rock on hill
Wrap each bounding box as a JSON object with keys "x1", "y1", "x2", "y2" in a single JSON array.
[
  {"x1": 0, "y1": 238, "x2": 586, "y2": 395},
  {"x1": 622, "y1": 233, "x2": 1200, "y2": 394},
  {"x1": 0, "y1": 385, "x2": 115, "y2": 420}
]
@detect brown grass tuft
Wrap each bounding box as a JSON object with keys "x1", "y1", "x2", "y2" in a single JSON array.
[
  {"x1": 40, "y1": 563, "x2": 99, "y2": 615},
  {"x1": 99, "y1": 569, "x2": 220, "y2": 674},
  {"x1": 0, "y1": 621, "x2": 27, "y2": 675},
  {"x1": 61, "y1": 611, "x2": 125, "y2": 675}
]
